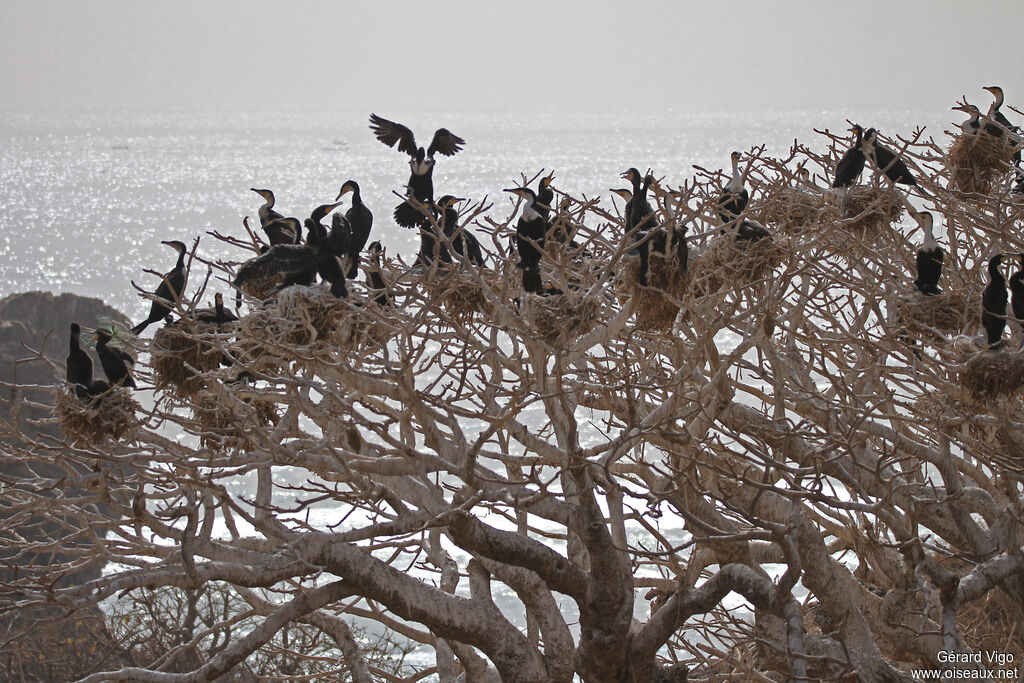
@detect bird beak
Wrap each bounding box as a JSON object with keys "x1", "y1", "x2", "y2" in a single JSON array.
[
  {"x1": 160, "y1": 240, "x2": 173, "y2": 247},
  {"x1": 336, "y1": 185, "x2": 353, "y2": 200},
  {"x1": 503, "y1": 188, "x2": 521, "y2": 195},
  {"x1": 619, "y1": 171, "x2": 630, "y2": 180},
  {"x1": 544, "y1": 170, "x2": 555, "y2": 183}
]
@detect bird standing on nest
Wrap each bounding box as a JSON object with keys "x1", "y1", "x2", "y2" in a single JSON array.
[
  {"x1": 67, "y1": 322, "x2": 103, "y2": 398},
  {"x1": 911, "y1": 211, "x2": 943, "y2": 296},
  {"x1": 335, "y1": 180, "x2": 374, "y2": 278},
  {"x1": 94, "y1": 328, "x2": 136, "y2": 389},
  {"x1": 368, "y1": 114, "x2": 465, "y2": 229},
  {"x1": 982, "y1": 254, "x2": 1009, "y2": 349},
  {"x1": 131, "y1": 240, "x2": 188, "y2": 335},
  {"x1": 952, "y1": 103, "x2": 1005, "y2": 138},
  {"x1": 832, "y1": 124, "x2": 865, "y2": 189},
  {"x1": 717, "y1": 152, "x2": 749, "y2": 223},
  {"x1": 982, "y1": 86, "x2": 1021, "y2": 163},
  {"x1": 195, "y1": 292, "x2": 239, "y2": 327},
  {"x1": 862, "y1": 128, "x2": 917, "y2": 187}
]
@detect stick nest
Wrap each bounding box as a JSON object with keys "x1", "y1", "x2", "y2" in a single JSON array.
[
  {"x1": 824, "y1": 185, "x2": 904, "y2": 241},
  {"x1": 961, "y1": 349, "x2": 1024, "y2": 399},
  {"x1": 948, "y1": 132, "x2": 1018, "y2": 194},
  {"x1": 56, "y1": 387, "x2": 140, "y2": 443},
  {"x1": 522, "y1": 290, "x2": 604, "y2": 347},
  {"x1": 893, "y1": 290, "x2": 980, "y2": 340},
  {"x1": 687, "y1": 233, "x2": 788, "y2": 301},
  {"x1": 192, "y1": 389, "x2": 279, "y2": 451},
  {"x1": 428, "y1": 267, "x2": 495, "y2": 321},
  {"x1": 619, "y1": 247, "x2": 691, "y2": 332},
  {"x1": 151, "y1": 321, "x2": 229, "y2": 399},
  {"x1": 751, "y1": 187, "x2": 825, "y2": 235},
  {"x1": 234, "y1": 284, "x2": 352, "y2": 350}
]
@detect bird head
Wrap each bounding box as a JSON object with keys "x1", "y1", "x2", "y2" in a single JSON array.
[
  {"x1": 730, "y1": 151, "x2": 742, "y2": 163},
  {"x1": 93, "y1": 328, "x2": 113, "y2": 344},
  {"x1": 437, "y1": 195, "x2": 464, "y2": 209},
  {"x1": 368, "y1": 241, "x2": 383, "y2": 255},
  {"x1": 620, "y1": 168, "x2": 641, "y2": 183},
  {"x1": 983, "y1": 85, "x2": 1004, "y2": 101},
  {"x1": 504, "y1": 187, "x2": 535, "y2": 201},
  {"x1": 952, "y1": 103, "x2": 979, "y2": 116},
  {"x1": 610, "y1": 188, "x2": 633, "y2": 202},
  {"x1": 70, "y1": 322, "x2": 81, "y2": 338},
  {"x1": 214, "y1": 292, "x2": 224, "y2": 306},
  {"x1": 540, "y1": 170, "x2": 556, "y2": 188},
  {"x1": 848, "y1": 123, "x2": 862, "y2": 135},
  {"x1": 312, "y1": 203, "x2": 342, "y2": 222},
  {"x1": 336, "y1": 180, "x2": 359, "y2": 201},
  {"x1": 251, "y1": 188, "x2": 274, "y2": 201},
  {"x1": 161, "y1": 240, "x2": 187, "y2": 255}
]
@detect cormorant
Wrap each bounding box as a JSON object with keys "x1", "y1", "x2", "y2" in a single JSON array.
[
  {"x1": 621, "y1": 168, "x2": 655, "y2": 232},
  {"x1": 233, "y1": 242, "x2": 348, "y2": 303},
  {"x1": 413, "y1": 199, "x2": 451, "y2": 268},
  {"x1": 252, "y1": 189, "x2": 300, "y2": 245},
  {"x1": 304, "y1": 203, "x2": 342, "y2": 247},
  {"x1": 368, "y1": 114, "x2": 465, "y2": 228},
  {"x1": 952, "y1": 103, "x2": 1005, "y2": 138},
  {"x1": 505, "y1": 187, "x2": 547, "y2": 272},
  {"x1": 66, "y1": 322, "x2": 94, "y2": 396},
  {"x1": 336, "y1": 180, "x2": 373, "y2": 278},
  {"x1": 195, "y1": 292, "x2": 239, "y2": 326},
  {"x1": 717, "y1": 152, "x2": 749, "y2": 222},
  {"x1": 911, "y1": 211, "x2": 943, "y2": 295},
  {"x1": 982, "y1": 254, "x2": 1009, "y2": 349},
  {"x1": 435, "y1": 195, "x2": 486, "y2": 267},
  {"x1": 736, "y1": 219, "x2": 772, "y2": 242},
  {"x1": 365, "y1": 241, "x2": 393, "y2": 308},
  {"x1": 1009, "y1": 254, "x2": 1024, "y2": 339},
  {"x1": 536, "y1": 171, "x2": 556, "y2": 221},
  {"x1": 832, "y1": 125, "x2": 865, "y2": 188},
  {"x1": 95, "y1": 328, "x2": 136, "y2": 389},
  {"x1": 862, "y1": 128, "x2": 917, "y2": 186},
  {"x1": 611, "y1": 187, "x2": 653, "y2": 287},
  {"x1": 983, "y1": 86, "x2": 1016, "y2": 132},
  {"x1": 131, "y1": 240, "x2": 188, "y2": 335}
]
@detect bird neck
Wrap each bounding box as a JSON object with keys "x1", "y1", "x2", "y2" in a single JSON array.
[
  {"x1": 990, "y1": 261, "x2": 1005, "y2": 283},
  {"x1": 921, "y1": 222, "x2": 937, "y2": 250},
  {"x1": 175, "y1": 248, "x2": 186, "y2": 269}
]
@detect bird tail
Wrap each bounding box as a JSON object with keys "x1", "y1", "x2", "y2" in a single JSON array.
[{"x1": 130, "y1": 321, "x2": 147, "y2": 335}]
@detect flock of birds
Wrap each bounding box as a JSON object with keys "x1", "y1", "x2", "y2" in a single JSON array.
[{"x1": 64, "y1": 87, "x2": 1024, "y2": 401}]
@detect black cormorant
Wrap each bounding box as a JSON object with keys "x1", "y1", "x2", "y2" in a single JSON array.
[
  {"x1": 195, "y1": 292, "x2": 239, "y2": 326},
  {"x1": 832, "y1": 125, "x2": 865, "y2": 188},
  {"x1": 336, "y1": 180, "x2": 373, "y2": 278},
  {"x1": 862, "y1": 128, "x2": 917, "y2": 186},
  {"x1": 365, "y1": 241, "x2": 393, "y2": 308},
  {"x1": 911, "y1": 211, "x2": 943, "y2": 295},
  {"x1": 621, "y1": 168, "x2": 655, "y2": 231},
  {"x1": 95, "y1": 328, "x2": 136, "y2": 389},
  {"x1": 233, "y1": 243, "x2": 348, "y2": 303},
  {"x1": 252, "y1": 189, "x2": 300, "y2": 245},
  {"x1": 536, "y1": 171, "x2": 556, "y2": 221},
  {"x1": 368, "y1": 114, "x2": 465, "y2": 228},
  {"x1": 66, "y1": 322, "x2": 93, "y2": 396},
  {"x1": 611, "y1": 187, "x2": 654, "y2": 287},
  {"x1": 131, "y1": 240, "x2": 188, "y2": 335},
  {"x1": 983, "y1": 86, "x2": 1016, "y2": 131},
  {"x1": 982, "y1": 254, "x2": 1009, "y2": 349},
  {"x1": 717, "y1": 152, "x2": 749, "y2": 222},
  {"x1": 435, "y1": 195, "x2": 486, "y2": 267},
  {"x1": 505, "y1": 187, "x2": 547, "y2": 272},
  {"x1": 304, "y1": 203, "x2": 342, "y2": 246},
  {"x1": 1009, "y1": 254, "x2": 1024, "y2": 338},
  {"x1": 736, "y1": 219, "x2": 772, "y2": 242}
]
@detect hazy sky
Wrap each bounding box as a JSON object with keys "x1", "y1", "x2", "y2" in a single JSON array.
[{"x1": 2, "y1": 0, "x2": 1022, "y2": 113}]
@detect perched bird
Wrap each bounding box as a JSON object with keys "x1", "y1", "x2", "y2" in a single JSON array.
[
  {"x1": 862, "y1": 128, "x2": 917, "y2": 186},
  {"x1": 982, "y1": 254, "x2": 1009, "y2": 349},
  {"x1": 911, "y1": 211, "x2": 943, "y2": 295},
  {"x1": 413, "y1": 199, "x2": 451, "y2": 268},
  {"x1": 336, "y1": 180, "x2": 373, "y2": 278},
  {"x1": 436, "y1": 195, "x2": 486, "y2": 267},
  {"x1": 66, "y1": 322, "x2": 94, "y2": 396},
  {"x1": 952, "y1": 103, "x2": 1005, "y2": 138},
  {"x1": 365, "y1": 241, "x2": 393, "y2": 308},
  {"x1": 233, "y1": 243, "x2": 348, "y2": 304},
  {"x1": 621, "y1": 168, "x2": 655, "y2": 232},
  {"x1": 131, "y1": 240, "x2": 188, "y2": 335},
  {"x1": 535, "y1": 171, "x2": 556, "y2": 221},
  {"x1": 252, "y1": 189, "x2": 300, "y2": 245},
  {"x1": 95, "y1": 328, "x2": 136, "y2": 389},
  {"x1": 717, "y1": 152, "x2": 749, "y2": 222},
  {"x1": 1009, "y1": 254, "x2": 1024, "y2": 339},
  {"x1": 195, "y1": 292, "x2": 239, "y2": 326},
  {"x1": 832, "y1": 124, "x2": 865, "y2": 188},
  {"x1": 736, "y1": 219, "x2": 772, "y2": 242},
  {"x1": 369, "y1": 114, "x2": 465, "y2": 228},
  {"x1": 983, "y1": 86, "x2": 1016, "y2": 132},
  {"x1": 611, "y1": 187, "x2": 653, "y2": 287},
  {"x1": 505, "y1": 187, "x2": 547, "y2": 272},
  {"x1": 304, "y1": 203, "x2": 342, "y2": 247}
]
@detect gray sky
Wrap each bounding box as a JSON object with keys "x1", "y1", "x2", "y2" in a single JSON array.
[{"x1": 2, "y1": 0, "x2": 1022, "y2": 113}]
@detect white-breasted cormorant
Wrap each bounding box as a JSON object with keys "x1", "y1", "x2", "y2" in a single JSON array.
[
  {"x1": 505, "y1": 187, "x2": 547, "y2": 272},
  {"x1": 131, "y1": 240, "x2": 188, "y2": 335},
  {"x1": 862, "y1": 128, "x2": 917, "y2": 186},
  {"x1": 832, "y1": 125, "x2": 865, "y2": 188},
  {"x1": 67, "y1": 322, "x2": 94, "y2": 396},
  {"x1": 911, "y1": 211, "x2": 943, "y2": 295},
  {"x1": 368, "y1": 114, "x2": 465, "y2": 228},
  {"x1": 953, "y1": 103, "x2": 1005, "y2": 138},
  {"x1": 336, "y1": 180, "x2": 374, "y2": 279},
  {"x1": 95, "y1": 328, "x2": 136, "y2": 389},
  {"x1": 717, "y1": 152, "x2": 749, "y2": 222},
  {"x1": 982, "y1": 254, "x2": 1009, "y2": 349},
  {"x1": 365, "y1": 241, "x2": 393, "y2": 308}
]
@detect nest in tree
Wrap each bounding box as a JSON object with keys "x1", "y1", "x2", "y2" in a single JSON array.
[
  {"x1": 686, "y1": 232, "x2": 788, "y2": 301},
  {"x1": 56, "y1": 387, "x2": 140, "y2": 443},
  {"x1": 961, "y1": 349, "x2": 1024, "y2": 399},
  {"x1": 522, "y1": 290, "x2": 604, "y2": 347},
  {"x1": 192, "y1": 389, "x2": 279, "y2": 451},
  {"x1": 151, "y1": 320, "x2": 229, "y2": 399},
  {"x1": 234, "y1": 284, "x2": 351, "y2": 350},
  {"x1": 330, "y1": 302, "x2": 402, "y2": 352},
  {"x1": 893, "y1": 290, "x2": 980, "y2": 341},
  {"x1": 426, "y1": 267, "x2": 495, "y2": 321},
  {"x1": 948, "y1": 132, "x2": 1018, "y2": 194},
  {"x1": 821, "y1": 185, "x2": 904, "y2": 244},
  {"x1": 751, "y1": 187, "x2": 826, "y2": 235},
  {"x1": 619, "y1": 244, "x2": 691, "y2": 332}
]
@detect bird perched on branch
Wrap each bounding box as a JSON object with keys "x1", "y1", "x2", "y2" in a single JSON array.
[
  {"x1": 1009, "y1": 254, "x2": 1024, "y2": 342},
  {"x1": 982, "y1": 254, "x2": 1009, "y2": 349},
  {"x1": 365, "y1": 241, "x2": 393, "y2": 308},
  {"x1": 717, "y1": 152, "x2": 749, "y2": 222},
  {"x1": 983, "y1": 86, "x2": 1017, "y2": 132},
  {"x1": 335, "y1": 180, "x2": 373, "y2": 279},
  {"x1": 369, "y1": 114, "x2": 465, "y2": 228},
  {"x1": 67, "y1": 322, "x2": 96, "y2": 398},
  {"x1": 911, "y1": 211, "x2": 943, "y2": 295},
  {"x1": 832, "y1": 124, "x2": 865, "y2": 188},
  {"x1": 862, "y1": 128, "x2": 917, "y2": 187},
  {"x1": 303, "y1": 202, "x2": 342, "y2": 246},
  {"x1": 131, "y1": 240, "x2": 188, "y2": 335},
  {"x1": 952, "y1": 103, "x2": 1005, "y2": 138},
  {"x1": 252, "y1": 189, "x2": 301, "y2": 245},
  {"x1": 505, "y1": 186, "x2": 547, "y2": 274},
  {"x1": 233, "y1": 234, "x2": 348, "y2": 305},
  {"x1": 535, "y1": 171, "x2": 556, "y2": 221},
  {"x1": 436, "y1": 195, "x2": 486, "y2": 267},
  {"x1": 94, "y1": 328, "x2": 136, "y2": 389}
]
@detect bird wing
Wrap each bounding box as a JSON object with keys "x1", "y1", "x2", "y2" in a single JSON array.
[
  {"x1": 427, "y1": 128, "x2": 465, "y2": 157},
  {"x1": 369, "y1": 114, "x2": 418, "y2": 156},
  {"x1": 328, "y1": 212, "x2": 352, "y2": 257},
  {"x1": 234, "y1": 245, "x2": 318, "y2": 283}
]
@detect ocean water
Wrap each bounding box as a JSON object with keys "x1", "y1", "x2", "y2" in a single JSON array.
[{"x1": 0, "y1": 107, "x2": 952, "y2": 319}]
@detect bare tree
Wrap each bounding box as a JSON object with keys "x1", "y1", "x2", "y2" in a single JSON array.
[{"x1": 3, "y1": 117, "x2": 1024, "y2": 682}]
